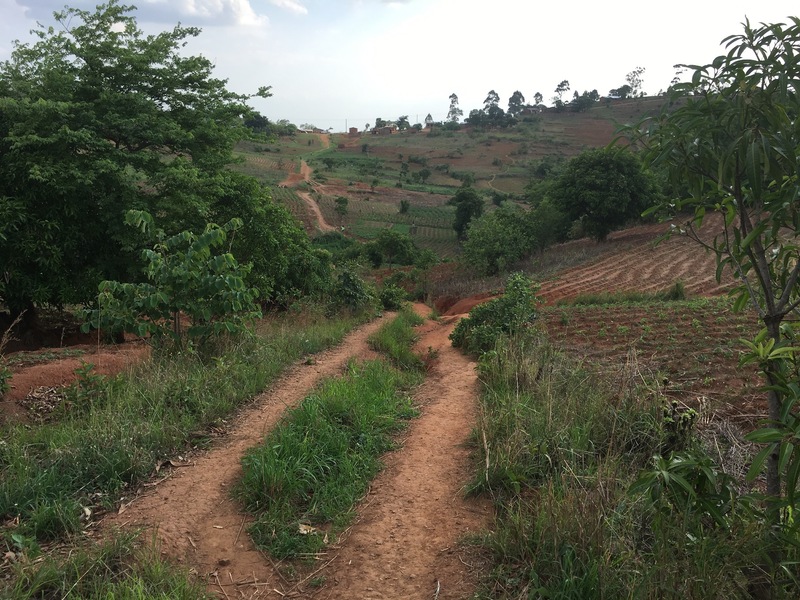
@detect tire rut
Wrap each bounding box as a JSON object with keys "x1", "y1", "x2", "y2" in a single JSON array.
[
  {"x1": 100, "y1": 307, "x2": 491, "y2": 599},
  {"x1": 311, "y1": 307, "x2": 491, "y2": 599},
  {"x1": 100, "y1": 315, "x2": 391, "y2": 596}
]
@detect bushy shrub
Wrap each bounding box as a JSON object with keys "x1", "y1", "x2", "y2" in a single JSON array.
[
  {"x1": 450, "y1": 273, "x2": 539, "y2": 355},
  {"x1": 84, "y1": 211, "x2": 261, "y2": 352},
  {"x1": 329, "y1": 264, "x2": 377, "y2": 313},
  {"x1": 379, "y1": 284, "x2": 408, "y2": 311}
]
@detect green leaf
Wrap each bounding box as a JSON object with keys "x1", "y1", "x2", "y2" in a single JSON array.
[
  {"x1": 746, "y1": 444, "x2": 774, "y2": 482},
  {"x1": 746, "y1": 428, "x2": 784, "y2": 443}
]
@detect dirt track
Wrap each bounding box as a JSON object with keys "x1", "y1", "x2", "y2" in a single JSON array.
[{"x1": 100, "y1": 305, "x2": 489, "y2": 599}]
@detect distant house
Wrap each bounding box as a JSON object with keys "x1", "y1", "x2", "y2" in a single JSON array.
[
  {"x1": 371, "y1": 125, "x2": 397, "y2": 135},
  {"x1": 424, "y1": 113, "x2": 434, "y2": 128},
  {"x1": 520, "y1": 105, "x2": 543, "y2": 115},
  {"x1": 348, "y1": 127, "x2": 359, "y2": 137}
]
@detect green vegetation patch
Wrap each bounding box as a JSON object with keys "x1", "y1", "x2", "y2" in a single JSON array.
[
  {"x1": 237, "y1": 360, "x2": 420, "y2": 558},
  {"x1": 236, "y1": 312, "x2": 424, "y2": 559},
  {"x1": 562, "y1": 281, "x2": 687, "y2": 306},
  {"x1": 368, "y1": 306, "x2": 425, "y2": 370},
  {"x1": 470, "y1": 330, "x2": 779, "y2": 598},
  {"x1": 0, "y1": 308, "x2": 365, "y2": 551},
  {"x1": 3, "y1": 532, "x2": 209, "y2": 600}
]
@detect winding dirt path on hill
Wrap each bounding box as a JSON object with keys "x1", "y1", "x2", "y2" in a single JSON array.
[
  {"x1": 297, "y1": 189, "x2": 335, "y2": 233},
  {"x1": 280, "y1": 160, "x2": 336, "y2": 233},
  {"x1": 100, "y1": 304, "x2": 490, "y2": 599}
]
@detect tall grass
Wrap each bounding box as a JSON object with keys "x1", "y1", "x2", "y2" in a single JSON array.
[
  {"x1": 0, "y1": 306, "x2": 366, "y2": 548},
  {"x1": 4, "y1": 532, "x2": 210, "y2": 599},
  {"x1": 562, "y1": 281, "x2": 687, "y2": 306},
  {"x1": 236, "y1": 311, "x2": 424, "y2": 559},
  {"x1": 471, "y1": 332, "x2": 779, "y2": 598},
  {"x1": 367, "y1": 306, "x2": 425, "y2": 370}
]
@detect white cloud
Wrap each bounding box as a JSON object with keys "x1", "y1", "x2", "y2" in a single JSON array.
[
  {"x1": 10, "y1": 0, "x2": 267, "y2": 27},
  {"x1": 148, "y1": 0, "x2": 268, "y2": 26},
  {"x1": 269, "y1": 0, "x2": 308, "y2": 15}
]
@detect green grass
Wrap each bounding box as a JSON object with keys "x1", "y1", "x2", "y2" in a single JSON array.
[
  {"x1": 367, "y1": 306, "x2": 425, "y2": 370},
  {"x1": 469, "y1": 328, "x2": 789, "y2": 598},
  {"x1": 3, "y1": 532, "x2": 209, "y2": 599},
  {"x1": 561, "y1": 281, "x2": 687, "y2": 306},
  {"x1": 236, "y1": 310, "x2": 425, "y2": 559},
  {"x1": 0, "y1": 307, "x2": 368, "y2": 550}
]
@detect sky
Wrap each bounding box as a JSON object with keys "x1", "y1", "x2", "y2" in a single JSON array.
[{"x1": 1, "y1": 0, "x2": 798, "y2": 132}]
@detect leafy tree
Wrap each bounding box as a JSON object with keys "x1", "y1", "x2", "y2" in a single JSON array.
[
  {"x1": 527, "y1": 198, "x2": 571, "y2": 252},
  {"x1": 554, "y1": 79, "x2": 570, "y2": 102},
  {"x1": 463, "y1": 203, "x2": 532, "y2": 275},
  {"x1": 449, "y1": 186, "x2": 485, "y2": 241},
  {"x1": 210, "y1": 172, "x2": 331, "y2": 305},
  {"x1": 0, "y1": 1, "x2": 269, "y2": 321},
  {"x1": 330, "y1": 263, "x2": 377, "y2": 313},
  {"x1": 550, "y1": 148, "x2": 657, "y2": 241},
  {"x1": 84, "y1": 211, "x2": 260, "y2": 350},
  {"x1": 484, "y1": 90, "x2": 500, "y2": 111},
  {"x1": 399, "y1": 161, "x2": 409, "y2": 182},
  {"x1": 244, "y1": 112, "x2": 296, "y2": 137},
  {"x1": 447, "y1": 93, "x2": 463, "y2": 123},
  {"x1": 374, "y1": 229, "x2": 416, "y2": 268},
  {"x1": 608, "y1": 84, "x2": 632, "y2": 99},
  {"x1": 374, "y1": 117, "x2": 387, "y2": 128},
  {"x1": 465, "y1": 108, "x2": 487, "y2": 129},
  {"x1": 626, "y1": 66, "x2": 646, "y2": 97},
  {"x1": 570, "y1": 89, "x2": 600, "y2": 112},
  {"x1": 625, "y1": 18, "x2": 800, "y2": 545},
  {"x1": 508, "y1": 90, "x2": 526, "y2": 116},
  {"x1": 399, "y1": 199, "x2": 410, "y2": 214},
  {"x1": 335, "y1": 196, "x2": 349, "y2": 224},
  {"x1": 533, "y1": 91, "x2": 543, "y2": 106},
  {"x1": 417, "y1": 167, "x2": 432, "y2": 184},
  {"x1": 396, "y1": 115, "x2": 410, "y2": 130},
  {"x1": 450, "y1": 272, "x2": 538, "y2": 356}
]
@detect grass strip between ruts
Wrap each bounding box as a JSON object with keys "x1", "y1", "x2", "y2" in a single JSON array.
[{"x1": 236, "y1": 307, "x2": 424, "y2": 559}]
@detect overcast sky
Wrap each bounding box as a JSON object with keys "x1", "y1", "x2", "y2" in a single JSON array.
[{"x1": 1, "y1": 1, "x2": 798, "y2": 131}]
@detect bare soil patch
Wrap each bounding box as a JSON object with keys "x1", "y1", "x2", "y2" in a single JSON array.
[{"x1": 1, "y1": 341, "x2": 148, "y2": 426}]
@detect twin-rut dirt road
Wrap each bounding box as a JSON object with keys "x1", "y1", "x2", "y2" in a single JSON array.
[{"x1": 101, "y1": 305, "x2": 490, "y2": 599}]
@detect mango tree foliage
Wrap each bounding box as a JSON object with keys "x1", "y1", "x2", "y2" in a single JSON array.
[
  {"x1": 0, "y1": 1, "x2": 271, "y2": 315},
  {"x1": 463, "y1": 203, "x2": 532, "y2": 275},
  {"x1": 208, "y1": 171, "x2": 331, "y2": 305},
  {"x1": 550, "y1": 148, "x2": 657, "y2": 241},
  {"x1": 626, "y1": 18, "x2": 800, "y2": 532}
]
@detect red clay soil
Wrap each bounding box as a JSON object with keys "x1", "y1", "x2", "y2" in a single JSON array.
[
  {"x1": 98, "y1": 304, "x2": 490, "y2": 599},
  {"x1": 536, "y1": 220, "x2": 729, "y2": 304},
  {"x1": 1, "y1": 342, "x2": 148, "y2": 426}
]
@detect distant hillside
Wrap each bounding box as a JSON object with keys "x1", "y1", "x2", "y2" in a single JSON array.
[
  {"x1": 232, "y1": 96, "x2": 666, "y2": 257},
  {"x1": 310, "y1": 96, "x2": 664, "y2": 196}
]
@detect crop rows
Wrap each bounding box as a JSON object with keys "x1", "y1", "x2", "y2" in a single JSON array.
[
  {"x1": 270, "y1": 187, "x2": 311, "y2": 226},
  {"x1": 541, "y1": 299, "x2": 762, "y2": 425}
]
